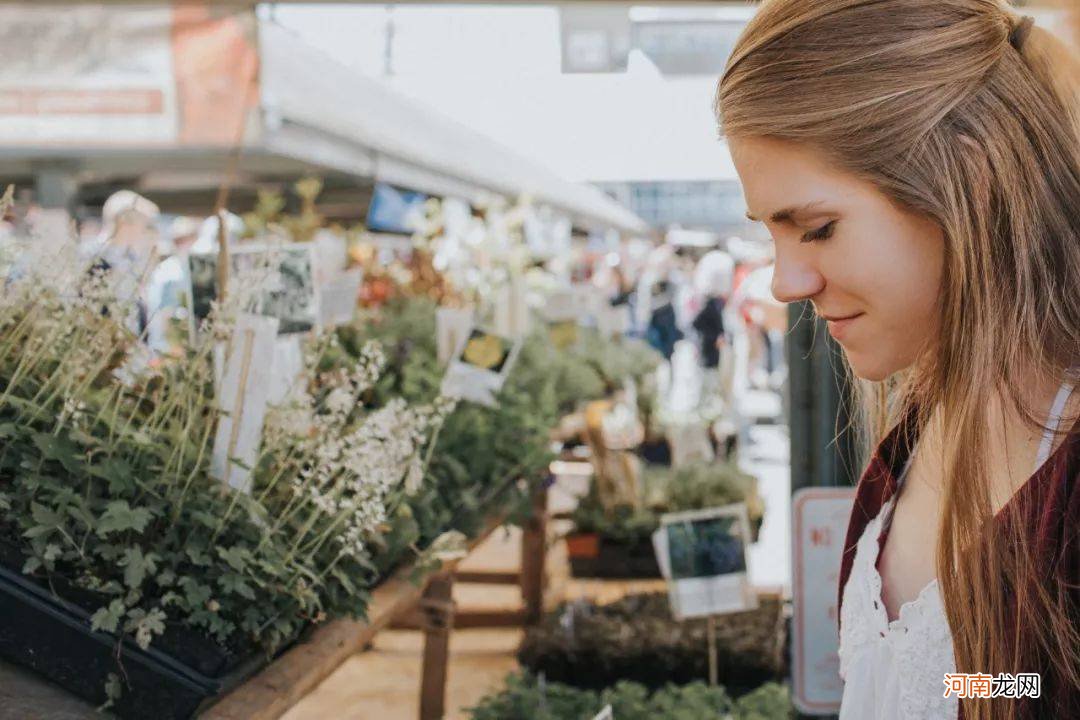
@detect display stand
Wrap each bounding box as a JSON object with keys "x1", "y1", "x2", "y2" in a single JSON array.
[{"x1": 204, "y1": 493, "x2": 551, "y2": 720}]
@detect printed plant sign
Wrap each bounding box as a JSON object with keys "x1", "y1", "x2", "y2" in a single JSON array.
[
  {"x1": 188, "y1": 243, "x2": 320, "y2": 337},
  {"x1": 653, "y1": 503, "x2": 758, "y2": 620},
  {"x1": 211, "y1": 313, "x2": 279, "y2": 494},
  {"x1": 440, "y1": 327, "x2": 522, "y2": 407}
]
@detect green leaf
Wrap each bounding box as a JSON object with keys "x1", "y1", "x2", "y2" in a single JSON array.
[
  {"x1": 31, "y1": 432, "x2": 82, "y2": 474},
  {"x1": 90, "y1": 599, "x2": 126, "y2": 635},
  {"x1": 65, "y1": 504, "x2": 96, "y2": 531},
  {"x1": 88, "y1": 458, "x2": 136, "y2": 495},
  {"x1": 217, "y1": 546, "x2": 251, "y2": 573},
  {"x1": 96, "y1": 501, "x2": 153, "y2": 537},
  {"x1": 21, "y1": 557, "x2": 41, "y2": 575},
  {"x1": 218, "y1": 573, "x2": 256, "y2": 600},
  {"x1": 179, "y1": 576, "x2": 212, "y2": 608},
  {"x1": 124, "y1": 607, "x2": 167, "y2": 650},
  {"x1": 119, "y1": 548, "x2": 159, "y2": 590}
]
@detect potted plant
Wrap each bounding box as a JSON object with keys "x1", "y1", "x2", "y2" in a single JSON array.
[
  {"x1": 566, "y1": 462, "x2": 764, "y2": 579},
  {"x1": 0, "y1": 242, "x2": 454, "y2": 717},
  {"x1": 518, "y1": 593, "x2": 787, "y2": 695}
]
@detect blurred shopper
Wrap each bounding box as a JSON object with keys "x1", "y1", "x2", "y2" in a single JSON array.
[
  {"x1": 146, "y1": 216, "x2": 200, "y2": 355},
  {"x1": 691, "y1": 250, "x2": 734, "y2": 370},
  {"x1": 84, "y1": 190, "x2": 161, "y2": 338},
  {"x1": 718, "y1": 3, "x2": 1080, "y2": 719},
  {"x1": 645, "y1": 280, "x2": 683, "y2": 360}
]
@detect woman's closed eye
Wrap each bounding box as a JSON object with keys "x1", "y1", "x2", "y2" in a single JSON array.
[{"x1": 801, "y1": 220, "x2": 837, "y2": 243}]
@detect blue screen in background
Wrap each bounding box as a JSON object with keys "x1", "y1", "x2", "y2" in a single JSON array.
[{"x1": 365, "y1": 183, "x2": 429, "y2": 234}]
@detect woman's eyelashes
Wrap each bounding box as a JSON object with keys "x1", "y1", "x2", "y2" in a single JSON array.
[{"x1": 801, "y1": 220, "x2": 837, "y2": 243}]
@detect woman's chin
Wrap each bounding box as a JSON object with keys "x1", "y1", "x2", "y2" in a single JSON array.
[{"x1": 843, "y1": 350, "x2": 895, "y2": 382}]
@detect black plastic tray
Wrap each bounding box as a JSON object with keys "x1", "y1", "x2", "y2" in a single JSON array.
[{"x1": 0, "y1": 561, "x2": 266, "y2": 719}]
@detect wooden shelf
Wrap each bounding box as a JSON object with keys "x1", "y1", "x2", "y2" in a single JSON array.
[{"x1": 202, "y1": 518, "x2": 505, "y2": 720}]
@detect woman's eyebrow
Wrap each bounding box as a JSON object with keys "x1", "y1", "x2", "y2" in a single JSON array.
[{"x1": 746, "y1": 201, "x2": 830, "y2": 223}]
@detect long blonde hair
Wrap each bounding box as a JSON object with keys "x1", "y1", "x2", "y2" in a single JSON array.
[{"x1": 716, "y1": 1, "x2": 1080, "y2": 717}]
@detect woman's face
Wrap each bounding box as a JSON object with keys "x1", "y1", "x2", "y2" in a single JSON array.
[{"x1": 729, "y1": 136, "x2": 945, "y2": 381}]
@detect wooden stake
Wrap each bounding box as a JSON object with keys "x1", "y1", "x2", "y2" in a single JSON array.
[
  {"x1": 419, "y1": 573, "x2": 455, "y2": 720},
  {"x1": 707, "y1": 615, "x2": 718, "y2": 687}
]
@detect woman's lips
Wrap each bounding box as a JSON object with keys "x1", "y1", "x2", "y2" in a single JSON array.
[{"x1": 825, "y1": 313, "x2": 864, "y2": 341}]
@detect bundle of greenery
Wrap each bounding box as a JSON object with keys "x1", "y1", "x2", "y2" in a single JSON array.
[
  {"x1": 517, "y1": 593, "x2": 786, "y2": 695},
  {"x1": 467, "y1": 671, "x2": 791, "y2": 720}
]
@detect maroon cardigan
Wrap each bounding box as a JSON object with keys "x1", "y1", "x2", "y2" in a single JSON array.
[{"x1": 836, "y1": 411, "x2": 1080, "y2": 719}]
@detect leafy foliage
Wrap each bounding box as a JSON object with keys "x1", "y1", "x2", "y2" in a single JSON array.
[
  {"x1": 0, "y1": 256, "x2": 446, "y2": 666},
  {"x1": 518, "y1": 593, "x2": 786, "y2": 694},
  {"x1": 570, "y1": 461, "x2": 764, "y2": 545},
  {"x1": 466, "y1": 672, "x2": 792, "y2": 720}
]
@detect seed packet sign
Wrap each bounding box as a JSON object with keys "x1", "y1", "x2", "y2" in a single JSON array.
[
  {"x1": 652, "y1": 503, "x2": 758, "y2": 620},
  {"x1": 439, "y1": 327, "x2": 522, "y2": 408},
  {"x1": 212, "y1": 314, "x2": 278, "y2": 494},
  {"x1": 593, "y1": 705, "x2": 614, "y2": 720},
  {"x1": 188, "y1": 243, "x2": 319, "y2": 337}
]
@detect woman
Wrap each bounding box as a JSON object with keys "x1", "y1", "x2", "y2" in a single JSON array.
[{"x1": 716, "y1": 2, "x2": 1079, "y2": 719}]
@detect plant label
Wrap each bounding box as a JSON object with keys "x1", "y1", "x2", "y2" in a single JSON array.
[
  {"x1": 318, "y1": 268, "x2": 363, "y2": 328},
  {"x1": 188, "y1": 242, "x2": 320, "y2": 338},
  {"x1": 653, "y1": 503, "x2": 758, "y2": 620},
  {"x1": 592, "y1": 705, "x2": 614, "y2": 720},
  {"x1": 436, "y1": 306, "x2": 474, "y2": 365},
  {"x1": 212, "y1": 313, "x2": 278, "y2": 494},
  {"x1": 492, "y1": 273, "x2": 529, "y2": 338},
  {"x1": 267, "y1": 334, "x2": 304, "y2": 406},
  {"x1": 440, "y1": 327, "x2": 522, "y2": 408}
]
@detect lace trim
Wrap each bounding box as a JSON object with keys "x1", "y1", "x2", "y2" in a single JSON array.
[{"x1": 839, "y1": 498, "x2": 957, "y2": 719}]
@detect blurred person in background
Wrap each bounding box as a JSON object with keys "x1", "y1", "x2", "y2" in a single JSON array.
[
  {"x1": 645, "y1": 279, "x2": 683, "y2": 360},
  {"x1": 146, "y1": 216, "x2": 200, "y2": 356},
  {"x1": 83, "y1": 190, "x2": 161, "y2": 338}
]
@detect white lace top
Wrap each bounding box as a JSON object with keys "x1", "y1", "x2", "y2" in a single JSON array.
[{"x1": 837, "y1": 374, "x2": 1076, "y2": 720}]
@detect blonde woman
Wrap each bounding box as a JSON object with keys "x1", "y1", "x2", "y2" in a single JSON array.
[{"x1": 716, "y1": 1, "x2": 1079, "y2": 719}]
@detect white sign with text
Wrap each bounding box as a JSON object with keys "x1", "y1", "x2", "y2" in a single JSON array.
[{"x1": 791, "y1": 486, "x2": 856, "y2": 715}]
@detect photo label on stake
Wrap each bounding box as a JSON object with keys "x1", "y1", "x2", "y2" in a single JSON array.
[
  {"x1": 652, "y1": 502, "x2": 758, "y2": 620},
  {"x1": 187, "y1": 243, "x2": 320, "y2": 337},
  {"x1": 436, "y1": 306, "x2": 475, "y2": 365},
  {"x1": 440, "y1": 327, "x2": 521, "y2": 408}
]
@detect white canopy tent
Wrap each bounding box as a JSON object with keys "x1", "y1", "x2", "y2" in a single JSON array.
[{"x1": 0, "y1": 4, "x2": 648, "y2": 235}]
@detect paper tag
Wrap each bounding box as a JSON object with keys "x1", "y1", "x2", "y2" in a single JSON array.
[
  {"x1": 211, "y1": 314, "x2": 279, "y2": 493},
  {"x1": 655, "y1": 503, "x2": 758, "y2": 620},
  {"x1": 267, "y1": 334, "x2": 304, "y2": 406},
  {"x1": 188, "y1": 243, "x2": 320, "y2": 338},
  {"x1": 440, "y1": 328, "x2": 522, "y2": 408},
  {"x1": 436, "y1": 306, "x2": 474, "y2": 365},
  {"x1": 318, "y1": 268, "x2": 363, "y2": 327},
  {"x1": 592, "y1": 706, "x2": 614, "y2": 720},
  {"x1": 492, "y1": 274, "x2": 529, "y2": 338}
]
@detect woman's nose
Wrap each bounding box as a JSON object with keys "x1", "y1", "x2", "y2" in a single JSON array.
[{"x1": 771, "y1": 249, "x2": 824, "y2": 304}]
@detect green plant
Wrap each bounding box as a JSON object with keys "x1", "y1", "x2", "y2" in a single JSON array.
[
  {"x1": 570, "y1": 461, "x2": 763, "y2": 546},
  {"x1": 517, "y1": 593, "x2": 786, "y2": 694},
  {"x1": 0, "y1": 246, "x2": 449, "y2": 672},
  {"x1": 331, "y1": 298, "x2": 561, "y2": 555},
  {"x1": 466, "y1": 671, "x2": 792, "y2": 720}
]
